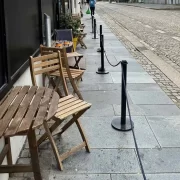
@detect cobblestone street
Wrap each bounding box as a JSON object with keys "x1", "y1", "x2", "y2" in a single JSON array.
[{"x1": 96, "y1": 2, "x2": 180, "y2": 108}]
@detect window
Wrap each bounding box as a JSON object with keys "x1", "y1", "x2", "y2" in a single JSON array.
[{"x1": 0, "y1": 0, "x2": 56, "y2": 100}]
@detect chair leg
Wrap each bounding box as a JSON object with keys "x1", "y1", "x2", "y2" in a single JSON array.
[
  {"x1": 5, "y1": 138, "x2": 12, "y2": 165},
  {"x1": 58, "y1": 110, "x2": 90, "y2": 152},
  {"x1": 59, "y1": 110, "x2": 87, "y2": 136},
  {"x1": 37, "y1": 119, "x2": 63, "y2": 146},
  {"x1": 28, "y1": 129, "x2": 42, "y2": 180},
  {"x1": 76, "y1": 119, "x2": 90, "y2": 153},
  {"x1": 5, "y1": 137, "x2": 13, "y2": 177},
  {"x1": 43, "y1": 121, "x2": 63, "y2": 171}
]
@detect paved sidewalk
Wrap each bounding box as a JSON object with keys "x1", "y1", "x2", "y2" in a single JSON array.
[
  {"x1": 115, "y1": 2, "x2": 180, "y2": 10},
  {"x1": 10, "y1": 7, "x2": 180, "y2": 180}
]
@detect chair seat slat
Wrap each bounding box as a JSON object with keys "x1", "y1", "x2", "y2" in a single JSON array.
[
  {"x1": 59, "y1": 95, "x2": 74, "y2": 103},
  {"x1": 58, "y1": 97, "x2": 78, "y2": 107},
  {"x1": 56, "y1": 102, "x2": 90, "y2": 117},
  {"x1": 57, "y1": 99, "x2": 82, "y2": 112},
  {"x1": 57, "y1": 103, "x2": 91, "y2": 119},
  {"x1": 67, "y1": 52, "x2": 83, "y2": 58}
]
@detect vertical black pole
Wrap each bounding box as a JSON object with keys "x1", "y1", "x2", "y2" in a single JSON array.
[
  {"x1": 96, "y1": 35, "x2": 109, "y2": 74},
  {"x1": 100, "y1": 25, "x2": 102, "y2": 35},
  {"x1": 101, "y1": 34, "x2": 104, "y2": 70},
  {"x1": 92, "y1": 15, "x2": 94, "y2": 33},
  {"x1": 121, "y1": 60, "x2": 127, "y2": 125},
  {"x1": 111, "y1": 60, "x2": 134, "y2": 131},
  {"x1": 92, "y1": 19, "x2": 98, "y2": 39},
  {"x1": 94, "y1": 19, "x2": 96, "y2": 39},
  {"x1": 97, "y1": 25, "x2": 102, "y2": 52}
]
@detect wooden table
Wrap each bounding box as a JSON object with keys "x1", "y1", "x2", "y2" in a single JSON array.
[
  {"x1": 53, "y1": 41, "x2": 73, "y2": 49},
  {"x1": 0, "y1": 86, "x2": 59, "y2": 180},
  {"x1": 52, "y1": 41, "x2": 84, "y2": 69}
]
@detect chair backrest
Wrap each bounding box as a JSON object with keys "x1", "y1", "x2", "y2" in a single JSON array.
[
  {"x1": 29, "y1": 51, "x2": 69, "y2": 97},
  {"x1": 54, "y1": 29, "x2": 73, "y2": 53},
  {"x1": 40, "y1": 45, "x2": 66, "y2": 68},
  {"x1": 39, "y1": 45, "x2": 83, "y2": 100}
]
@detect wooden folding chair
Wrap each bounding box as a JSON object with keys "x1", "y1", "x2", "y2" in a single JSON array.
[
  {"x1": 39, "y1": 45, "x2": 84, "y2": 97},
  {"x1": 29, "y1": 51, "x2": 91, "y2": 171},
  {"x1": 77, "y1": 32, "x2": 87, "y2": 49},
  {"x1": 40, "y1": 45, "x2": 85, "y2": 70}
]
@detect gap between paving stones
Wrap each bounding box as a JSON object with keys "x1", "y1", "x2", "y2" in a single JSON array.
[{"x1": 96, "y1": 5, "x2": 180, "y2": 108}]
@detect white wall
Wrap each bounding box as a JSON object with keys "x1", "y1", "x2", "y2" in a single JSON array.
[
  {"x1": 0, "y1": 67, "x2": 42, "y2": 180},
  {"x1": 71, "y1": 0, "x2": 81, "y2": 15}
]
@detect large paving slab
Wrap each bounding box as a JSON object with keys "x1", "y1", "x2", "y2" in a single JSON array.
[
  {"x1": 82, "y1": 90, "x2": 124, "y2": 104},
  {"x1": 52, "y1": 149, "x2": 140, "y2": 174},
  {"x1": 147, "y1": 116, "x2": 180, "y2": 147},
  {"x1": 139, "y1": 148, "x2": 180, "y2": 173},
  {"x1": 111, "y1": 72, "x2": 156, "y2": 83},
  {"x1": 111, "y1": 174, "x2": 143, "y2": 180},
  {"x1": 83, "y1": 103, "x2": 115, "y2": 117},
  {"x1": 56, "y1": 116, "x2": 159, "y2": 149},
  {"x1": 113, "y1": 104, "x2": 180, "y2": 116},
  {"x1": 49, "y1": 174, "x2": 111, "y2": 180},
  {"x1": 82, "y1": 72, "x2": 113, "y2": 83},
  {"x1": 127, "y1": 83, "x2": 163, "y2": 91},
  {"x1": 111, "y1": 173, "x2": 180, "y2": 180},
  {"x1": 128, "y1": 91, "x2": 174, "y2": 105}
]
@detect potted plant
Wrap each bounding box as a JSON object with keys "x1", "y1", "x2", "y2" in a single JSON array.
[
  {"x1": 59, "y1": 14, "x2": 81, "y2": 50},
  {"x1": 71, "y1": 18, "x2": 81, "y2": 51}
]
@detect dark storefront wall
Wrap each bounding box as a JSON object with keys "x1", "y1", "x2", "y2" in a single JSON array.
[
  {"x1": 4, "y1": 0, "x2": 40, "y2": 77},
  {"x1": 0, "y1": 0, "x2": 9, "y2": 97},
  {"x1": 0, "y1": 0, "x2": 55, "y2": 100}
]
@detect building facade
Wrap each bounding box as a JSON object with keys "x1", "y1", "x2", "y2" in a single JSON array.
[{"x1": 0, "y1": 0, "x2": 80, "y2": 179}]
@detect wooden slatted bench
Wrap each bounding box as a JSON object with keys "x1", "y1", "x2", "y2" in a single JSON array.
[{"x1": 0, "y1": 86, "x2": 59, "y2": 180}]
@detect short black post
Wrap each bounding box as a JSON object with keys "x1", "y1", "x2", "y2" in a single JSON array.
[
  {"x1": 100, "y1": 24, "x2": 102, "y2": 35},
  {"x1": 92, "y1": 19, "x2": 98, "y2": 39},
  {"x1": 111, "y1": 60, "x2": 134, "y2": 131},
  {"x1": 91, "y1": 15, "x2": 94, "y2": 33},
  {"x1": 97, "y1": 25, "x2": 102, "y2": 52},
  {"x1": 96, "y1": 35, "x2": 109, "y2": 74}
]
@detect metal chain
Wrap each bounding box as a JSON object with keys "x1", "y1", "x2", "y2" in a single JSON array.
[{"x1": 104, "y1": 51, "x2": 122, "y2": 67}]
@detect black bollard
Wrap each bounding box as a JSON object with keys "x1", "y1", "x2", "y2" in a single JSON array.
[
  {"x1": 96, "y1": 35, "x2": 109, "y2": 74},
  {"x1": 91, "y1": 15, "x2": 94, "y2": 33},
  {"x1": 111, "y1": 60, "x2": 134, "y2": 131},
  {"x1": 92, "y1": 19, "x2": 98, "y2": 39},
  {"x1": 97, "y1": 25, "x2": 102, "y2": 52},
  {"x1": 100, "y1": 24, "x2": 102, "y2": 35}
]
